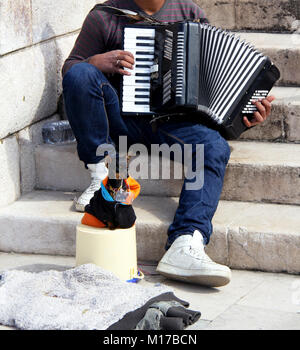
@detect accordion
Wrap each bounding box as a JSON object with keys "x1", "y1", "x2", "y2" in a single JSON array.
[{"x1": 121, "y1": 21, "x2": 280, "y2": 139}]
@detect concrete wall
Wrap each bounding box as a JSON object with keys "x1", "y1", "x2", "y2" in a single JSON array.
[{"x1": 0, "y1": 0, "x2": 100, "y2": 206}]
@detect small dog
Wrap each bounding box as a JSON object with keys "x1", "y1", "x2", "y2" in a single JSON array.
[{"x1": 82, "y1": 155, "x2": 140, "y2": 230}]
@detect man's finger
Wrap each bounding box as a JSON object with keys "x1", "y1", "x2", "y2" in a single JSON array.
[
  {"x1": 253, "y1": 111, "x2": 264, "y2": 123},
  {"x1": 253, "y1": 101, "x2": 266, "y2": 120},
  {"x1": 118, "y1": 68, "x2": 132, "y2": 76},
  {"x1": 243, "y1": 116, "x2": 252, "y2": 128},
  {"x1": 261, "y1": 99, "x2": 272, "y2": 116},
  {"x1": 266, "y1": 95, "x2": 275, "y2": 103},
  {"x1": 244, "y1": 116, "x2": 261, "y2": 127},
  {"x1": 244, "y1": 116, "x2": 260, "y2": 127},
  {"x1": 118, "y1": 50, "x2": 135, "y2": 58},
  {"x1": 244, "y1": 95, "x2": 275, "y2": 127},
  {"x1": 118, "y1": 60, "x2": 134, "y2": 70},
  {"x1": 117, "y1": 54, "x2": 135, "y2": 65}
]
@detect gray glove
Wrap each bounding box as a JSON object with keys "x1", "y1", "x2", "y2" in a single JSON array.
[{"x1": 135, "y1": 300, "x2": 201, "y2": 330}]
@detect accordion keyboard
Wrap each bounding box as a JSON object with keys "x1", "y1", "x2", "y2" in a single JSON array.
[{"x1": 122, "y1": 27, "x2": 156, "y2": 114}]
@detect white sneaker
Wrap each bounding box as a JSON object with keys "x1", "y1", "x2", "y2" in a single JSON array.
[
  {"x1": 156, "y1": 230, "x2": 231, "y2": 287},
  {"x1": 74, "y1": 162, "x2": 108, "y2": 212}
]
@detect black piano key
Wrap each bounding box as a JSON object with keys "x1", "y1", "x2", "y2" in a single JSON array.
[
  {"x1": 135, "y1": 88, "x2": 150, "y2": 92},
  {"x1": 136, "y1": 65, "x2": 151, "y2": 68},
  {"x1": 135, "y1": 80, "x2": 150, "y2": 84},
  {"x1": 137, "y1": 43, "x2": 154, "y2": 47},
  {"x1": 136, "y1": 36, "x2": 154, "y2": 40},
  {"x1": 135, "y1": 101, "x2": 149, "y2": 105},
  {"x1": 136, "y1": 51, "x2": 154, "y2": 55},
  {"x1": 135, "y1": 73, "x2": 150, "y2": 77},
  {"x1": 136, "y1": 58, "x2": 153, "y2": 62},
  {"x1": 135, "y1": 95, "x2": 150, "y2": 99}
]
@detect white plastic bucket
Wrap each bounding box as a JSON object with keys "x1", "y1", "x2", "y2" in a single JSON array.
[{"x1": 75, "y1": 224, "x2": 142, "y2": 281}]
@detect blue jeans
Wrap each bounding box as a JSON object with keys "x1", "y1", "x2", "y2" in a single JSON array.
[{"x1": 63, "y1": 62, "x2": 231, "y2": 248}]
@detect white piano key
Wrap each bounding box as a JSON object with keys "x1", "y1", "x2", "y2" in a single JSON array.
[
  {"x1": 122, "y1": 96, "x2": 150, "y2": 102},
  {"x1": 123, "y1": 49, "x2": 154, "y2": 59},
  {"x1": 124, "y1": 41, "x2": 155, "y2": 49},
  {"x1": 124, "y1": 42, "x2": 154, "y2": 47},
  {"x1": 123, "y1": 75, "x2": 151, "y2": 85},
  {"x1": 123, "y1": 83, "x2": 150, "y2": 93},
  {"x1": 124, "y1": 37, "x2": 155, "y2": 44},
  {"x1": 122, "y1": 89, "x2": 150, "y2": 96},
  {"x1": 123, "y1": 96, "x2": 150, "y2": 103},
  {"x1": 124, "y1": 27, "x2": 155, "y2": 35},
  {"x1": 123, "y1": 70, "x2": 151, "y2": 76},
  {"x1": 123, "y1": 67, "x2": 152, "y2": 74},
  {"x1": 134, "y1": 53, "x2": 154, "y2": 58},
  {"x1": 122, "y1": 86, "x2": 150, "y2": 95},
  {"x1": 127, "y1": 80, "x2": 150, "y2": 86},
  {"x1": 122, "y1": 102, "x2": 150, "y2": 113},
  {"x1": 124, "y1": 45, "x2": 155, "y2": 52},
  {"x1": 124, "y1": 28, "x2": 155, "y2": 38}
]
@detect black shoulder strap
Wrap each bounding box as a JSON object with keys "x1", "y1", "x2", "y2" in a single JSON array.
[
  {"x1": 90, "y1": 4, "x2": 209, "y2": 25},
  {"x1": 90, "y1": 4, "x2": 163, "y2": 24}
]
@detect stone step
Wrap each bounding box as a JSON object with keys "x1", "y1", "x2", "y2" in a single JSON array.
[
  {"x1": 35, "y1": 139, "x2": 300, "y2": 205},
  {"x1": 0, "y1": 190, "x2": 299, "y2": 274},
  {"x1": 197, "y1": 0, "x2": 300, "y2": 33},
  {"x1": 237, "y1": 32, "x2": 300, "y2": 86}
]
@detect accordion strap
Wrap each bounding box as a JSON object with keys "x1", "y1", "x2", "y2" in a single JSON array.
[
  {"x1": 90, "y1": 4, "x2": 209, "y2": 25},
  {"x1": 90, "y1": 4, "x2": 164, "y2": 24}
]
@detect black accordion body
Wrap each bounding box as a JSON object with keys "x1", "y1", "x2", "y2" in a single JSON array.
[{"x1": 121, "y1": 21, "x2": 280, "y2": 139}]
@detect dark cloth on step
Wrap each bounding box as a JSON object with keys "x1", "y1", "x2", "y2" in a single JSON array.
[{"x1": 107, "y1": 292, "x2": 201, "y2": 330}]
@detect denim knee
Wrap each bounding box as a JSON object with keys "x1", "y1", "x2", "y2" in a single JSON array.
[
  {"x1": 217, "y1": 136, "x2": 231, "y2": 165},
  {"x1": 203, "y1": 132, "x2": 231, "y2": 169},
  {"x1": 63, "y1": 62, "x2": 104, "y2": 92}
]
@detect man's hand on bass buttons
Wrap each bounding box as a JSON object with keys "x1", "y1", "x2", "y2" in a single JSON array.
[{"x1": 243, "y1": 95, "x2": 275, "y2": 127}]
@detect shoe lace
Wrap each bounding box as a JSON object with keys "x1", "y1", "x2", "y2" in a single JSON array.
[{"x1": 189, "y1": 239, "x2": 212, "y2": 262}]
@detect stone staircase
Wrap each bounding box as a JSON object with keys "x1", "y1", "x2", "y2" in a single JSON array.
[{"x1": 0, "y1": 1, "x2": 300, "y2": 275}]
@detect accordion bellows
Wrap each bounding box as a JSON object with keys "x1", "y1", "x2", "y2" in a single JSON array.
[{"x1": 121, "y1": 21, "x2": 280, "y2": 139}]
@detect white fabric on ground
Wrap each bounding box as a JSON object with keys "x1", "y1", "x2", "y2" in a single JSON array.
[{"x1": 0, "y1": 264, "x2": 170, "y2": 330}]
